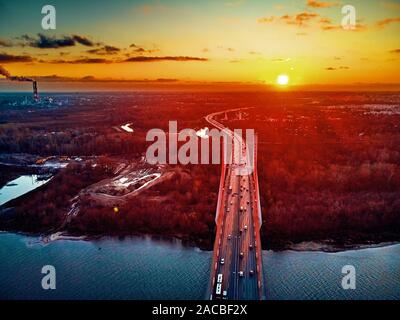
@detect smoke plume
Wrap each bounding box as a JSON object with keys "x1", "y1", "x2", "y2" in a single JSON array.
[{"x1": 0, "y1": 65, "x2": 33, "y2": 82}]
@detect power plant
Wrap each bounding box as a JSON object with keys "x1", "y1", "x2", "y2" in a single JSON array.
[{"x1": 33, "y1": 81, "x2": 39, "y2": 101}]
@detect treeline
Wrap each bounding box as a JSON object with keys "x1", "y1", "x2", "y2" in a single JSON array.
[{"x1": 0, "y1": 126, "x2": 148, "y2": 157}]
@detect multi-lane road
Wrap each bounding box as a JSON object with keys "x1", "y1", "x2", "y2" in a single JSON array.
[{"x1": 206, "y1": 109, "x2": 264, "y2": 300}]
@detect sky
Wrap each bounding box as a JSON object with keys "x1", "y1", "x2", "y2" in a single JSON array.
[{"x1": 0, "y1": 0, "x2": 399, "y2": 90}]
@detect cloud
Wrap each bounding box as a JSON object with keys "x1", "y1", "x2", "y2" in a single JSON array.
[
  {"x1": 123, "y1": 56, "x2": 208, "y2": 62},
  {"x1": 319, "y1": 17, "x2": 332, "y2": 24},
  {"x1": 0, "y1": 39, "x2": 12, "y2": 47},
  {"x1": 289, "y1": 12, "x2": 319, "y2": 26},
  {"x1": 0, "y1": 52, "x2": 35, "y2": 63},
  {"x1": 16, "y1": 74, "x2": 180, "y2": 83},
  {"x1": 129, "y1": 43, "x2": 160, "y2": 55},
  {"x1": 41, "y1": 55, "x2": 207, "y2": 64},
  {"x1": 307, "y1": 0, "x2": 338, "y2": 8},
  {"x1": 72, "y1": 35, "x2": 95, "y2": 47},
  {"x1": 258, "y1": 12, "x2": 320, "y2": 27},
  {"x1": 87, "y1": 45, "x2": 121, "y2": 55},
  {"x1": 376, "y1": 17, "x2": 400, "y2": 27},
  {"x1": 133, "y1": 47, "x2": 159, "y2": 55},
  {"x1": 325, "y1": 66, "x2": 350, "y2": 70},
  {"x1": 44, "y1": 58, "x2": 112, "y2": 64},
  {"x1": 258, "y1": 11, "x2": 364, "y2": 31},
  {"x1": 257, "y1": 16, "x2": 275, "y2": 23},
  {"x1": 20, "y1": 34, "x2": 95, "y2": 49},
  {"x1": 321, "y1": 24, "x2": 341, "y2": 30},
  {"x1": 271, "y1": 58, "x2": 291, "y2": 62}
]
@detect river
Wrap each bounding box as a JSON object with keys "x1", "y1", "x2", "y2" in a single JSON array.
[
  {"x1": 0, "y1": 175, "x2": 51, "y2": 206},
  {"x1": 0, "y1": 232, "x2": 398, "y2": 300}
]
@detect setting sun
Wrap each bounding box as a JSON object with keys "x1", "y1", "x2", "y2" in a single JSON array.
[{"x1": 277, "y1": 75, "x2": 289, "y2": 86}]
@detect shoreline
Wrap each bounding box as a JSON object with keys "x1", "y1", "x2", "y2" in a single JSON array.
[
  {"x1": 280, "y1": 240, "x2": 400, "y2": 253},
  {"x1": 1, "y1": 229, "x2": 399, "y2": 253}
]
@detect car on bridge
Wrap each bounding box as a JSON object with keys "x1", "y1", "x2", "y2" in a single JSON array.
[{"x1": 216, "y1": 284, "x2": 222, "y2": 295}]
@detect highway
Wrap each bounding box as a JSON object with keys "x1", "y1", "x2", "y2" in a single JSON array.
[{"x1": 206, "y1": 109, "x2": 264, "y2": 300}]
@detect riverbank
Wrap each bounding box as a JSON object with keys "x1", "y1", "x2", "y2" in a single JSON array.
[
  {"x1": 3, "y1": 226, "x2": 396, "y2": 254},
  {"x1": 284, "y1": 240, "x2": 400, "y2": 253}
]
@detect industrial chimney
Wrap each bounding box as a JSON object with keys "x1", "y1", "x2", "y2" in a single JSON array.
[{"x1": 33, "y1": 81, "x2": 39, "y2": 101}]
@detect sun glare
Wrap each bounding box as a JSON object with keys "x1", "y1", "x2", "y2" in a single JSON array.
[{"x1": 277, "y1": 74, "x2": 289, "y2": 86}]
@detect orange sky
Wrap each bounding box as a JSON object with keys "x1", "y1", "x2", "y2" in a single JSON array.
[{"x1": 0, "y1": 0, "x2": 399, "y2": 90}]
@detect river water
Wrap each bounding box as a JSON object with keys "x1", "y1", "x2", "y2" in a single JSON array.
[
  {"x1": 0, "y1": 232, "x2": 399, "y2": 300},
  {"x1": 0, "y1": 175, "x2": 50, "y2": 206}
]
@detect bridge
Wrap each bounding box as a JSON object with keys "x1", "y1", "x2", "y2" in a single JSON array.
[{"x1": 206, "y1": 109, "x2": 264, "y2": 300}]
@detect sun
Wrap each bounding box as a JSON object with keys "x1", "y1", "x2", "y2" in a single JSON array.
[{"x1": 277, "y1": 74, "x2": 289, "y2": 86}]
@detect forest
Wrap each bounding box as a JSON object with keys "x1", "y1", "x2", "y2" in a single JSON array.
[{"x1": 1, "y1": 91, "x2": 399, "y2": 249}]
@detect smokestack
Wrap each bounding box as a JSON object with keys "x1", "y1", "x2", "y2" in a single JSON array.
[
  {"x1": 1, "y1": 65, "x2": 39, "y2": 101},
  {"x1": 33, "y1": 81, "x2": 39, "y2": 101}
]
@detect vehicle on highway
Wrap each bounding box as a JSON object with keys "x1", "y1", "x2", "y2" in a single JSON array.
[
  {"x1": 217, "y1": 274, "x2": 223, "y2": 283},
  {"x1": 228, "y1": 234, "x2": 232, "y2": 240},
  {"x1": 240, "y1": 206, "x2": 244, "y2": 211},
  {"x1": 240, "y1": 252, "x2": 244, "y2": 259},
  {"x1": 222, "y1": 291, "x2": 228, "y2": 299},
  {"x1": 244, "y1": 225, "x2": 248, "y2": 230},
  {"x1": 239, "y1": 271, "x2": 244, "y2": 277},
  {"x1": 228, "y1": 185, "x2": 232, "y2": 194},
  {"x1": 216, "y1": 283, "x2": 222, "y2": 295},
  {"x1": 220, "y1": 258, "x2": 225, "y2": 265},
  {"x1": 249, "y1": 270, "x2": 254, "y2": 276},
  {"x1": 249, "y1": 244, "x2": 253, "y2": 250}
]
